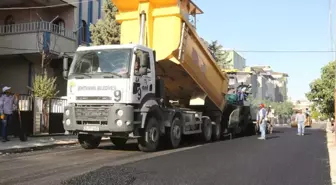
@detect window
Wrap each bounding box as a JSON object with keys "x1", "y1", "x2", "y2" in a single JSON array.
[
  {"x1": 81, "y1": 20, "x2": 87, "y2": 42},
  {"x1": 4, "y1": 15, "x2": 14, "y2": 33},
  {"x1": 134, "y1": 50, "x2": 151, "y2": 76},
  {"x1": 69, "y1": 49, "x2": 132, "y2": 77},
  {"x1": 53, "y1": 18, "x2": 65, "y2": 35}
]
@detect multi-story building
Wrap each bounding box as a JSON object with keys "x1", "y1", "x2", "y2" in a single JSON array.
[
  {"x1": 251, "y1": 66, "x2": 288, "y2": 102},
  {"x1": 0, "y1": 0, "x2": 103, "y2": 96},
  {"x1": 292, "y1": 99, "x2": 312, "y2": 111},
  {"x1": 226, "y1": 66, "x2": 289, "y2": 102},
  {"x1": 272, "y1": 72, "x2": 289, "y2": 102},
  {"x1": 218, "y1": 50, "x2": 246, "y2": 70}
]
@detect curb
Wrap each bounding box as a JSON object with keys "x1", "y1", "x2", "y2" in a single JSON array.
[
  {"x1": 325, "y1": 123, "x2": 336, "y2": 185},
  {"x1": 0, "y1": 141, "x2": 79, "y2": 154},
  {"x1": 0, "y1": 137, "x2": 111, "y2": 154}
]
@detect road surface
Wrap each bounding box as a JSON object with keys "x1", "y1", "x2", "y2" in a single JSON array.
[{"x1": 0, "y1": 125, "x2": 331, "y2": 185}]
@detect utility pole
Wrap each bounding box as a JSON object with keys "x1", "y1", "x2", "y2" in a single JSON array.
[{"x1": 334, "y1": 60, "x2": 336, "y2": 138}]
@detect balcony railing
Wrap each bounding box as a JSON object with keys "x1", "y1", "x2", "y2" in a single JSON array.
[{"x1": 0, "y1": 21, "x2": 76, "y2": 40}]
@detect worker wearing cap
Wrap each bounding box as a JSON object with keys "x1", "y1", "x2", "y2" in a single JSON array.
[
  {"x1": 0, "y1": 86, "x2": 19, "y2": 142},
  {"x1": 256, "y1": 103, "x2": 267, "y2": 140}
]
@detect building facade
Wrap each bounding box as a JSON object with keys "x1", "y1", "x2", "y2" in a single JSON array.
[
  {"x1": 220, "y1": 50, "x2": 246, "y2": 71},
  {"x1": 226, "y1": 66, "x2": 289, "y2": 102},
  {"x1": 0, "y1": 0, "x2": 103, "y2": 96}
]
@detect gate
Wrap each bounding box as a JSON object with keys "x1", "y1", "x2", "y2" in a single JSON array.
[{"x1": 49, "y1": 98, "x2": 67, "y2": 134}]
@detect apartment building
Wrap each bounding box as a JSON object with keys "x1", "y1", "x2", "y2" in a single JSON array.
[
  {"x1": 0, "y1": 0, "x2": 103, "y2": 96},
  {"x1": 250, "y1": 66, "x2": 288, "y2": 102},
  {"x1": 226, "y1": 66, "x2": 289, "y2": 102},
  {"x1": 217, "y1": 50, "x2": 246, "y2": 70}
]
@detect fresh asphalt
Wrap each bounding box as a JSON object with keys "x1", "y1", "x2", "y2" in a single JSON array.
[{"x1": 0, "y1": 124, "x2": 331, "y2": 185}]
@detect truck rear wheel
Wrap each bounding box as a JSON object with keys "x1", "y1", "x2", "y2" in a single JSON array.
[
  {"x1": 202, "y1": 118, "x2": 212, "y2": 142},
  {"x1": 166, "y1": 117, "x2": 182, "y2": 149},
  {"x1": 138, "y1": 117, "x2": 160, "y2": 152},
  {"x1": 78, "y1": 134, "x2": 101, "y2": 149},
  {"x1": 212, "y1": 121, "x2": 221, "y2": 141},
  {"x1": 110, "y1": 138, "x2": 128, "y2": 148}
]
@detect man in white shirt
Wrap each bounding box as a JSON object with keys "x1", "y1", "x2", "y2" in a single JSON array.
[
  {"x1": 266, "y1": 106, "x2": 275, "y2": 134},
  {"x1": 295, "y1": 109, "x2": 306, "y2": 136},
  {"x1": 256, "y1": 103, "x2": 267, "y2": 140},
  {"x1": 0, "y1": 86, "x2": 19, "y2": 142}
]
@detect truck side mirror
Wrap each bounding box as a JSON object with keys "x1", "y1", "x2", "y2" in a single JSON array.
[
  {"x1": 63, "y1": 57, "x2": 68, "y2": 80},
  {"x1": 140, "y1": 52, "x2": 149, "y2": 67},
  {"x1": 139, "y1": 67, "x2": 148, "y2": 75}
]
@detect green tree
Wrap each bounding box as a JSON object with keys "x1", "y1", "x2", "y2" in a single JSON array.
[
  {"x1": 90, "y1": 0, "x2": 120, "y2": 45},
  {"x1": 207, "y1": 40, "x2": 230, "y2": 68},
  {"x1": 30, "y1": 74, "x2": 59, "y2": 132},
  {"x1": 306, "y1": 61, "x2": 335, "y2": 118},
  {"x1": 248, "y1": 97, "x2": 294, "y2": 117}
]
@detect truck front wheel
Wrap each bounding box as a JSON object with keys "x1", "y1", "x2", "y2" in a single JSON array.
[
  {"x1": 78, "y1": 134, "x2": 101, "y2": 149},
  {"x1": 110, "y1": 138, "x2": 128, "y2": 148},
  {"x1": 138, "y1": 117, "x2": 160, "y2": 152}
]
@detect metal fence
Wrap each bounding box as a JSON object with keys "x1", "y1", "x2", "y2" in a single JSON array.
[
  {"x1": 0, "y1": 21, "x2": 76, "y2": 40},
  {"x1": 18, "y1": 94, "x2": 33, "y2": 111},
  {"x1": 3, "y1": 94, "x2": 67, "y2": 113},
  {"x1": 50, "y1": 98, "x2": 67, "y2": 113}
]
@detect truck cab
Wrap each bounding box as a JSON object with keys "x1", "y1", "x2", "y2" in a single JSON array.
[{"x1": 63, "y1": 44, "x2": 163, "y2": 149}]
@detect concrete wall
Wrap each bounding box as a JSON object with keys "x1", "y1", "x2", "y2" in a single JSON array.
[
  {"x1": 0, "y1": 7, "x2": 75, "y2": 30},
  {"x1": 0, "y1": 55, "x2": 67, "y2": 95},
  {"x1": 225, "y1": 51, "x2": 246, "y2": 70},
  {"x1": 0, "y1": 32, "x2": 76, "y2": 55}
]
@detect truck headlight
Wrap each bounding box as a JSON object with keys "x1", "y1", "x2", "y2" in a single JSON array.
[
  {"x1": 116, "y1": 119, "x2": 123, "y2": 127},
  {"x1": 116, "y1": 109, "x2": 123, "y2": 117},
  {"x1": 65, "y1": 109, "x2": 70, "y2": 116},
  {"x1": 65, "y1": 119, "x2": 71, "y2": 126}
]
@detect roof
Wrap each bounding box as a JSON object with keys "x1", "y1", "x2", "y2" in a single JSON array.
[
  {"x1": 189, "y1": 0, "x2": 204, "y2": 14},
  {"x1": 271, "y1": 71, "x2": 289, "y2": 77}
]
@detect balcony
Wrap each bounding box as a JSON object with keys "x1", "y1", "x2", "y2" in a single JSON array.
[{"x1": 0, "y1": 21, "x2": 77, "y2": 56}]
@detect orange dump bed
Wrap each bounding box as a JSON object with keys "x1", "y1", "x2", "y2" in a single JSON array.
[{"x1": 112, "y1": 0, "x2": 228, "y2": 111}]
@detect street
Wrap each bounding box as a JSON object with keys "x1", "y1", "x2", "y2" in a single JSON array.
[{"x1": 0, "y1": 125, "x2": 332, "y2": 185}]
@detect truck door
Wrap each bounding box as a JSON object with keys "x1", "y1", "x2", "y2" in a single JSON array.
[{"x1": 131, "y1": 49, "x2": 155, "y2": 103}]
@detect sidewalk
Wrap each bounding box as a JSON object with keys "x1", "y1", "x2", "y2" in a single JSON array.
[
  {"x1": 326, "y1": 123, "x2": 336, "y2": 185},
  {"x1": 0, "y1": 135, "x2": 78, "y2": 154}
]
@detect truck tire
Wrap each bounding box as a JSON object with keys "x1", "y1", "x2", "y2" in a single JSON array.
[
  {"x1": 110, "y1": 138, "x2": 128, "y2": 148},
  {"x1": 244, "y1": 122, "x2": 255, "y2": 136},
  {"x1": 138, "y1": 117, "x2": 160, "y2": 152},
  {"x1": 166, "y1": 117, "x2": 182, "y2": 149},
  {"x1": 212, "y1": 120, "x2": 221, "y2": 141},
  {"x1": 78, "y1": 134, "x2": 101, "y2": 149},
  {"x1": 202, "y1": 118, "x2": 212, "y2": 142}
]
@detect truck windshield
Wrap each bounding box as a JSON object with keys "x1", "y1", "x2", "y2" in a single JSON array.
[{"x1": 69, "y1": 49, "x2": 132, "y2": 77}]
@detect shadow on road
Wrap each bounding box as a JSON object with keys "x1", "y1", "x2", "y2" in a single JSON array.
[
  {"x1": 272, "y1": 130, "x2": 284, "y2": 134},
  {"x1": 97, "y1": 138, "x2": 209, "y2": 152},
  {"x1": 267, "y1": 135, "x2": 280, "y2": 140}
]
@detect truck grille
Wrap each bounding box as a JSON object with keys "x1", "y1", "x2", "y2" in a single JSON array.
[{"x1": 75, "y1": 107, "x2": 109, "y2": 121}]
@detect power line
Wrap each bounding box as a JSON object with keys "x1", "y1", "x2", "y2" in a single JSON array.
[
  {"x1": 224, "y1": 50, "x2": 336, "y2": 53},
  {"x1": 0, "y1": 0, "x2": 95, "y2": 10}
]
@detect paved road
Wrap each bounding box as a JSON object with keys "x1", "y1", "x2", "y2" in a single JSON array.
[{"x1": 0, "y1": 126, "x2": 332, "y2": 185}]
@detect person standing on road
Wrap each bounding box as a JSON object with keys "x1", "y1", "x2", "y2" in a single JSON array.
[
  {"x1": 295, "y1": 109, "x2": 306, "y2": 136},
  {"x1": 0, "y1": 86, "x2": 19, "y2": 142},
  {"x1": 256, "y1": 103, "x2": 267, "y2": 140},
  {"x1": 266, "y1": 106, "x2": 275, "y2": 134}
]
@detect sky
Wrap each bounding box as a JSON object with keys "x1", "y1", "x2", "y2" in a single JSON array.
[{"x1": 192, "y1": 0, "x2": 334, "y2": 101}]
